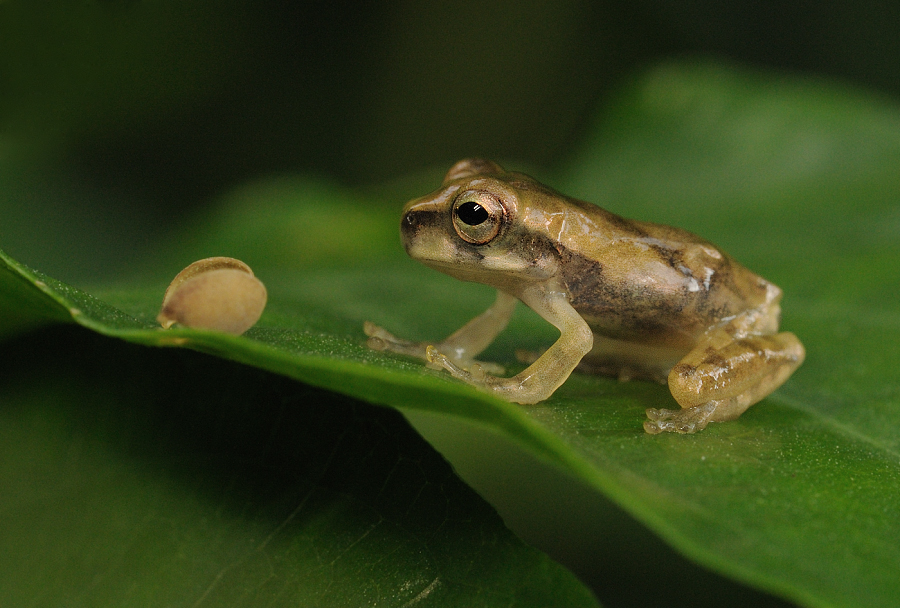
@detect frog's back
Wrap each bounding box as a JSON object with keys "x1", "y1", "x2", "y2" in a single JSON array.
[{"x1": 536, "y1": 196, "x2": 777, "y2": 346}]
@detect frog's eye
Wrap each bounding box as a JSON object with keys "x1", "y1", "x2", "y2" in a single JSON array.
[
  {"x1": 456, "y1": 201, "x2": 488, "y2": 225},
  {"x1": 452, "y1": 191, "x2": 504, "y2": 245}
]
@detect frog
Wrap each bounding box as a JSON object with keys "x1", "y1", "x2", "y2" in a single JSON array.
[{"x1": 364, "y1": 158, "x2": 805, "y2": 434}]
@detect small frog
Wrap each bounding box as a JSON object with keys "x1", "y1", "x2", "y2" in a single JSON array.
[{"x1": 365, "y1": 159, "x2": 805, "y2": 434}]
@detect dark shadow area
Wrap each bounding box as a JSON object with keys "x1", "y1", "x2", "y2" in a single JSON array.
[
  {"x1": 406, "y1": 409, "x2": 799, "y2": 608},
  {"x1": 0, "y1": 325, "x2": 594, "y2": 606}
]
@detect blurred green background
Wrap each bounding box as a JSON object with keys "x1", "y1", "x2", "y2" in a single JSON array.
[{"x1": 1, "y1": 0, "x2": 898, "y2": 283}]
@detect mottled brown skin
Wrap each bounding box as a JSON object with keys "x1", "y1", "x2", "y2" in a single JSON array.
[{"x1": 365, "y1": 159, "x2": 805, "y2": 434}]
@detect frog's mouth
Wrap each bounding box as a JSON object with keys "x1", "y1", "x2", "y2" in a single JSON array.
[
  {"x1": 410, "y1": 244, "x2": 524, "y2": 291},
  {"x1": 404, "y1": 239, "x2": 467, "y2": 271}
]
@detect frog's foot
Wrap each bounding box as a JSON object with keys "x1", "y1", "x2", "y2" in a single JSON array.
[
  {"x1": 426, "y1": 345, "x2": 486, "y2": 383},
  {"x1": 364, "y1": 322, "x2": 506, "y2": 374},
  {"x1": 425, "y1": 345, "x2": 506, "y2": 378},
  {"x1": 643, "y1": 402, "x2": 718, "y2": 435},
  {"x1": 364, "y1": 321, "x2": 427, "y2": 359}
]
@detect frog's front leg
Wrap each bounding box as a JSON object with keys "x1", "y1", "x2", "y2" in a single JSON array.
[
  {"x1": 644, "y1": 328, "x2": 805, "y2": 434},
  {"x1": 427, "y1": 286, "x2": 593, "y2": 404},
  {"x1": 365, "y1": 290, "x2": 517, "y2": 374}
]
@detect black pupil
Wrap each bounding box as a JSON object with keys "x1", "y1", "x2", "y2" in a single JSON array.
[{"x1": 457, "y1": 201, "x2": 489, "y2": 226}]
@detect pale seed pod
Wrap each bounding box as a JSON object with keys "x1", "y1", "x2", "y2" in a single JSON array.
[{"x1": 158, "y1": 257, "x2": 267, "y2": 335}]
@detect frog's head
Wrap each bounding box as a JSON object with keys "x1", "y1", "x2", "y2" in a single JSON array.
[{"x1": 399, "y1": 158, "x2": 560, "y2": 289}]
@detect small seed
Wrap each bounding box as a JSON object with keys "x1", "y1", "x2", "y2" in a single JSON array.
[{"x1": 158, "y1": 257, "x2": 267, "y2": 335}]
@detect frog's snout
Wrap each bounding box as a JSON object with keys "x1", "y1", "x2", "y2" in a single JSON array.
[
  {"x1": 400, "y1": 208, "x2": 417, "y2": 249},
  {"x1": 399, "y1": 194, "x2": 457, "y2": 261},
  {"x1": 400, "y1": 207, "x2": 436, "y2": 251},
  {"x1": 401, "y1": 208, "x2": 415, "y2": 233}
]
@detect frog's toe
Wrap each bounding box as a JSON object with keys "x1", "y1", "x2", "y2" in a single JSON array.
[
  {"x1": 426, "y1": 346, "x2": 480, "y2": 379},
  {"x1": 363, "y1": 321, "x2": 403, "y2": 349},
  {"x1": 643, "y1": 402, "x2": 717, "y2": 434},
  {"x1": 364, "y1": 321, "x2": 435, "y2": 360},
  {"x1": 363, "y1": 320, "x2": 388, "y2": 339},
  {"x1": 425, "y1": 346, "x2": 505, "y2": 383},
  {"x1": 423, "y1": 345, "x2": 450, "y2": 371}
]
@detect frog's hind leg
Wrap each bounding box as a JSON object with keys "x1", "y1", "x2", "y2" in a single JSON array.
[{"x1": 644, "y1": 330, "x2": 805, "y2": 434}]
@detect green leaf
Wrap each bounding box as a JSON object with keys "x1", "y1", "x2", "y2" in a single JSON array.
[
  {"x1": 3, "y1": 59, "x2": 900, "y2": 607},
  {"x1": 0, "y1": 327, "x2": 599, "y2": 608}
]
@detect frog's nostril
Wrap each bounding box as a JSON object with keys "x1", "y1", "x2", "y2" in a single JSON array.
[{"x1": 400, "y1": 210, "x2": 420, "y2": 239}]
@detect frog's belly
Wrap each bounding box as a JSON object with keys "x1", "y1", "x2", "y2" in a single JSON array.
[
  {"x1": 579, "y1": 308, "x2": 707, "y2": 351},
  {"x1": 582, "y1": 332, "x2": 689, "y2": 379}
]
